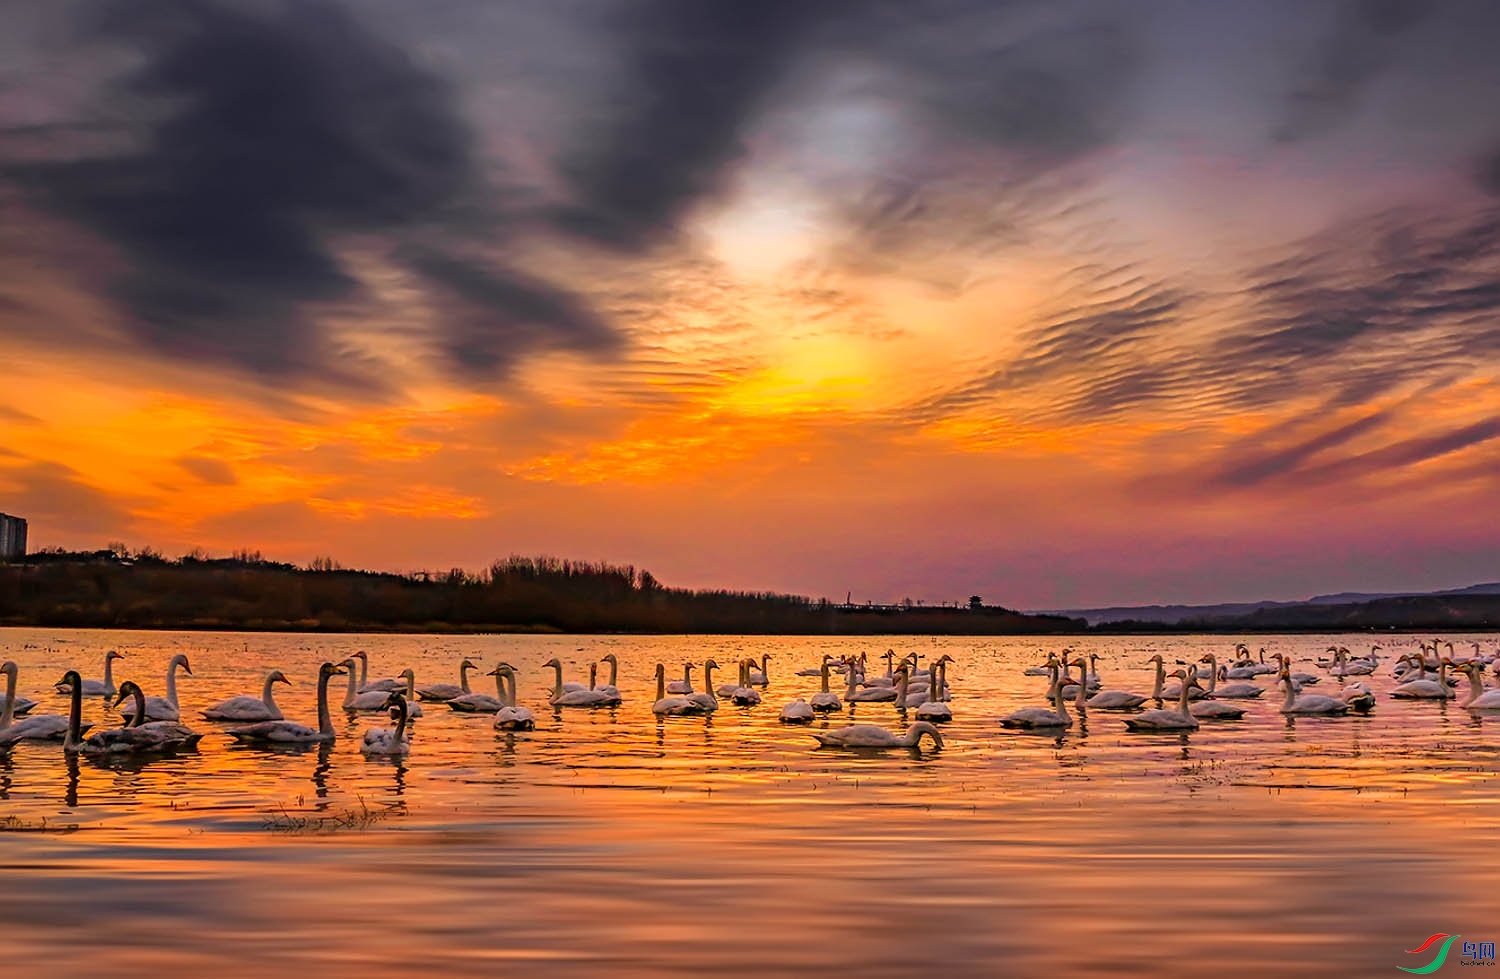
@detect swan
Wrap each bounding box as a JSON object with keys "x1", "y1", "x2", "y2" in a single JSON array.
[
  {"x1": 1085, "y1": 661, "x2": 1150, "y2": 710},
  {"x1": 894, "y1": 666, "x2": 929, "y2": 709},
  {"x1": 1057, "y1": 657, "x2": 1100, "y2": 699},
  {"x1": 1456, "y1": 662, "x2": 1500, "y2": 710},
  {"x1": 56, "y1": 650, "x2": 124, "y2": 697},
  {"x1": 1149, "y1": 655, "x2": 1206, "y2": 702},
  {"x1": 685, "y1": 661, "x2": 720, "y2": 713},
  {"x1": 916, "y1": 660, "x2": 952, "y2": 722},
  {"x1": 415, "y1": 658, "x2": 480, "y2": 702},
  {"x1": 652, "y1": 663, "x2": 709, "y2": 716},
  {"x1": 728, "y1": 660, "x2": 763, "y2": 706},
  {"x1": 119, "y1": 653, "x2": 192, "y2": 722},
  {"x1": 1278, "y1": 674, "x2": 1348, "y2": 715},
  {"x1": 345, "y1": 663, "x2": 425, "y2": 715},
  {"x1": 1199, "y1": 655, "x2": 1263, "y2": 698},
  {"x1": 361, "y1": 694, "x2": 411, "y2": 756},
  {"x1": 67, "y1": 680, "x2": 203, "y2": 755},
  {"x1": 351, "y1": 652, "x2": 401, "y2": 693},
  {"x1": 845, "y1": 661, "x2": 898, "y2": 703},
  {"x1": 201, "y1": 670, "x2": 289, "y2": 721},
  {"x1": 1390, "y1": 660, "x2": 1455, "y2": 699},
  {"x1": 0, "y1": 662, "x2": 85, "y2": 745},
  {"x1": 597, "y1": 654, "x2": 622, "y2": 699},
  {"x1": 810, "y1": 657, "x2": 842, "y2": 712},
  {"x1": 1188, "y1": 687, "x2": 1247, "y2": 720},
  {"x1": 545, "y1": 658, "x2": 620, "y2": 707},
  {"x1": 746, "y1": 654, "x2": 771, "y2": 687},
  {"x1": 779, "y1": 698, "x2": 814, "y2": 724},
  {"x1": 1001, "y1": 670, "x2": 1072, "y2": 729},
  {"x1": 448, "y1": 663, "x2": 508, "y2": 713},
  {"x1": 812, "y1": 721, "x2": 944, "y2": 750},
  {"x1": 492, "y1": 665, "x2": 536, "y2": 730},
  {"x1": 228, "y1": 662, "x2": 345, "y2": 744},
  {"x1": 1339, "y1": 680, "x2": 1377, "y2": 713},
  {"x1": 667, "y1": 662, "x2": 695, "y2": 695},
  {"x1": 1124, "y1": 670, "x2": 1200, "y2": 731}
]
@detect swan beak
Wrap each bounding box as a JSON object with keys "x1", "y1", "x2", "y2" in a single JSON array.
[{"x1": 332, "y1": 667, "x2": 347, "y2": 676}]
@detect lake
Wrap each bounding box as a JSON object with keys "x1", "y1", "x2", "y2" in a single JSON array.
[{"x1": 2, "y1": 629, "x2": 1499, "y2": 977}]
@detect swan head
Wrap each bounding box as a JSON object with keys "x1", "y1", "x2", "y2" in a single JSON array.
[
  {"x1": 602, "y1": 653, "x2": 618, "y2": 665},
  {"x1": 172, "y1": 654, "x2": 193, "y2": 675},
  {"x1": 59, "y1": 669, "x2": 82, "y2": 690},
  {"x1": 106, "y1": 650, "x2": 125, "y2": 663},
  {"x1": 112, "y1": 680, "x2": 144, "y2": 709},
  {"x1": 269, "y1": 670, "x2": 290, "y2": 686},
  {"x1": 1147, "y1": 654, "x2": 1164, "y2": 664},
  {"x1": 460, "y1": 658, "x2": 479, "y2": 670},
  {"x1": 319, "y1": 662, "x2": 346, "y2": 680},
  {"x1": 353, "y1": 650, "x2": 368, "y2": 662},
  {"x1": 401, "y1": 668, "x2": 416, "y2": 681},
  {"x1": 910, "y1": 721, "x2": 945, "y2": 750},
  {"x1": 542, "y1": 658, "x2": 562, "y2": 669},
  {"x1": 343, "y1": 657, "x2": 358, "y2": 671},
  {"x1": 654, "y1": 663, "x2": 665, "y2": 679},
  {"x1": 704, "y1": 659, "x2": 719, "y2": 670},
  {"x1": 0, "y1": 661, "x2": 15, "y2": 680}
]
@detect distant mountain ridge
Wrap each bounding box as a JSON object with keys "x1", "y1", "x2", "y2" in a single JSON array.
[{"x1": 1039, "y1": 582, "x2": 1500, "y2": 627}]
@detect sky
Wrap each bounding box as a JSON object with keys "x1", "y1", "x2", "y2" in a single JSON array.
[{"x1": 1, "y1": 0, "x2": 1499, "y2": 609}]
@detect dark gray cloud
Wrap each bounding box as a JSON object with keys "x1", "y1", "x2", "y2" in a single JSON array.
[
  {"x1": 1211, "y1": 409, "x2": 1394, "y2": 487},
  {"x1": 1292, "y1": 417, "x2": 1500, "y2": 487},
  {"x1": 1274, "y1": 0, "x2": 1434, "y2": 143},
  {"x1": 550, "y1": 0, "x2": 847, "y2": 253},
  {"x1": 175, "y1": 455, "x2": 237, "y2": 486},
  {"x1": 399, "y1": 245, "x2": 621, "y2": 379},
  {"x1": 6, "y1": 0, "x2": 618, "y2": 389}
]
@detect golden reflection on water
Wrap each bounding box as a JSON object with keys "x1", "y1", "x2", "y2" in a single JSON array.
[{"x1": 2, "y1": 629, "x2": 1500, "y2": 977}]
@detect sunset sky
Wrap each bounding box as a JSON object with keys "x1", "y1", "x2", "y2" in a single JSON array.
[{"x1": 2, "y1": 0, "x2": 1499, "y2": 608}]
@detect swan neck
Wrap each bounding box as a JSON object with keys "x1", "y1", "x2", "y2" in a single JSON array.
[
  {"x1": 0, "y1": 667, "x2": 14, "y2": 730},
  {"x1": 820, "y1": 662, "x2": 830, "y2": 693},
  {"x1": 103, "y1": 654, "x2": 115, "y2": 691},
  {"x1": 128, "y1": 686, "x2": 147, "y2": 726},
  {"x1": 317, "y1": 671, "x2": 334, "y2": 735},
  {"x1": 165, "y1": 660, "x2": 180, "y2": 706},
  {"x1": 344, "y1": 664, "x2": 358, "y2": 705},
  {"x1": 1177, "y1": 679, "x2": 1191, "y2": 714},
  {"x1": 506, "y1": 673, "x2": 518, "y2": 709},
  {"x1": 1152, "y1": 662, "x2": 1163, "y2": 699},
  {"x1": 65, "y1": 679, "x2": 82, "y2": 751},
  {"x1": 261, "y1": 674, "x2": 279, "y2": 710},
  {"x1": 358, "y1": 656, "x2": 368, "y2": 686},
  {"x1": 656, "y1": 671, "x2": 665, "y2": 702},
  {"x1": 607, "y1": 659, "x2": 618, "y2": 687},
  {"x1": 460, "y1": 661, "x2": 472, "y2": 694},
  {"x1": 494, "y1": 671, "x2": 506, "y2": 699}
]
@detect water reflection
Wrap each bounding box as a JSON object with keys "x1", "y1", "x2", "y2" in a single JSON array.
[{"x1": 0, "y1": 628, "x2": 1495, "y2": 978}]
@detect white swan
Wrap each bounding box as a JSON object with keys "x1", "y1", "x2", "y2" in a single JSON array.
[
  {"x1": 810, "y1": 657, "x2": 842, "y2": 712},
  {"x1": 845, "y1": 662, "x2": 898, "y2": 703},
  {"x1": 201, "y1": 670, "x2": 289, "y2": 721},
  {"x1": 492, "y1": 665, "x2": 536, "y2": 730},
  {"x1": 1339, "y1": 680, "x2": 1377, "y2": 713},
  {"x1": 346, "y1": 662, "x2": 425, "y2": 714},
  {"x1": 812, "y1": 721, "x2": 944, "y2": 750},
  {"x1": 1199, "y1": 655, "x2": 1263, "y2": 699},
  {"x1": 361, "y1": 694, "x2": 411, "y2": 756},
  {"x1": 1456, "y1": 661, "x2": 1500, "y2": 710},
  {"x1": 57, "y1": 650, "x2": 124, "y2": 697},
  {"x1": 0, "y1": 662, "x2": 84, "y2": 745},
  {"x1": 228, "y1": 662, "x2": 345, "y2": 744},
  {"x1": 415, "y1": 658, "x2": 480, "y2": 702},
  {"x1": 916, "y1": 660, "x2": 952, "y2": 722},
  {"x1": 65, "y1": 679, "x2": 203, "y2": 755},
  {"x1": 448, "y1": 664, "x2": 508, "y2": 713},
  {"x1": 1390, "y1": 660, "x2": 1455, "y2": 699},
  {"x1": 730, "y1": 659, "x2": 763, "y2": 706},
  {"x1": 1001, "y1": 670, "x2": 1071, "y2": 729},
  {"x1": 746, "y1": 654, "x2": 771, "y2": 687},
  {"x1": 597, "y1": 654, "x2": 623, "y2": 699},
  {"x1": 352, "y1": 651, "x2": 401, "y2": 693},
  {"x1": 652, "y1": 663, "x2": 709, "y2": 716},
  {"x1": 1124, "y1": 670, "x2": 1200, "y2": 731},
  {"x1": 779, "y1": 698, "x2": 814, "y2": 724},
  {"x1": 1278, "y1": 675, "x2": 1348, "y2": 715},
  {"x1": 1084, "y1": 657, "x2": 1149, "y2": 710},
  {"x1": 667, "y1": 662, "x2": 695, "y2": 695},
  {"x1": 545, "y1": 658, "x2": 620, "y2": 707},
  {"x1": 685, "y1": 661, "x2": 720, "y2": 713},
  {"x1": 119, "y1": 653, "x2": 192, "y2": 722}
]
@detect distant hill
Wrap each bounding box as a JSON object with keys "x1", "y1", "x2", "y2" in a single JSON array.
[{"x1": 1041, "y1": 583, "x2": 1500, "y2": 627}]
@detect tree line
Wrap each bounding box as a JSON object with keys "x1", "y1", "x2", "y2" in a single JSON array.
[{"x1": 0, "y1": 548, "x2": 1083, "y2": 635}]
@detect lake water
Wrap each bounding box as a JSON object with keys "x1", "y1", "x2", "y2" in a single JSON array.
[{"x1": 3, "y1": 629, "x2": 1499, "y2": 977}]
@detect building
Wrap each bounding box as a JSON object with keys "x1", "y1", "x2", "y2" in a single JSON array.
[{"x1": 0, "y1": 513, "x2": 27, "y2": 562}]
